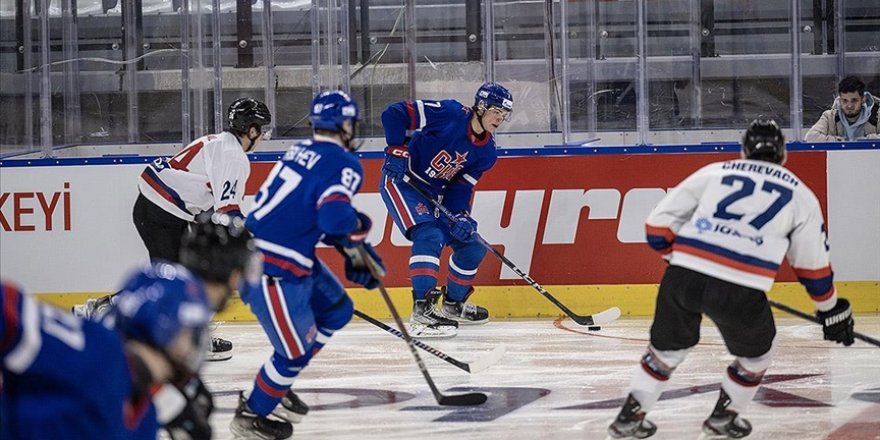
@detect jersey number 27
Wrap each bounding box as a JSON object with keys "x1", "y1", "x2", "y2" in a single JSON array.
[{"x1": 713, "y1": 175, "x2": 793, "y2": 230}]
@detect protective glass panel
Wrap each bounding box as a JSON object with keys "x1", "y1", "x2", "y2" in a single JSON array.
[
  {"x1": 801, "y1": 0, "x2": 880, "y2": 138},
  {"x1": 492, "y1": 0, "x2": 559, "y2": 135}
]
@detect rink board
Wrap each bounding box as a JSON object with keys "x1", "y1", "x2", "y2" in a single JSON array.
[{"x1": 3, "y1": 145, "x2": 879, "y2": 319}]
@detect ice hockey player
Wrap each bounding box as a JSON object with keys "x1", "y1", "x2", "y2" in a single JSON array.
[
  {"x1": 606, "y1": 119, "x2": 855, "y2": 439},
  {"x1": 0, "y1": 215, "x2": 257, "y2": 440},
  {"x1": 379, "y1": 82, "x2": 514, "y2": 338},
  {"x1": 73, "y1": 97, "x2": 272, "y2": 361},
  {"x1": 230, "y1": 90, "x2": 384, "y2": 440}
]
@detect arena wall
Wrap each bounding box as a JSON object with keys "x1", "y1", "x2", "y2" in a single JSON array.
[{"x1": 1, "y1": 146, "x2": 877, "y2": 320}]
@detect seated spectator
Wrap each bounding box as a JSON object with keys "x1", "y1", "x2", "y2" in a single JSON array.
[{"x1": 806, "y1": 76, "x2": 879, "y2": 141}]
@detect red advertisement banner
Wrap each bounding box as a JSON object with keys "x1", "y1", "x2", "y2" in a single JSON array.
[{"x1": 246, "y1": 152, "x2": 828, "y2": 288}]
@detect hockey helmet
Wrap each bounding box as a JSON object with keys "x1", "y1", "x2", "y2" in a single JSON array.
[
  {"x1": 227, "y1": 97, "x2": 272, "y2": 137},
  {"x1": 180, "y1": 213, "x2": 258, "y2": 288},
  {"x1": 309, "y1": 90, "x2": 360, "y2": 132},
  {"x1": 474, "y1": 82, "x2": 514, "y2": 119},
  {"x1": 110, "y1": 265, "x2": 214, "y2": 373},
  {"x1": 742, "y1": 119, "x2": 786, "y2": 164}
]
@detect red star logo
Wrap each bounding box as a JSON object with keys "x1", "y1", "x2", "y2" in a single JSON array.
[{"x1": 451, "y1": 151, "x2": 468, "y2": 165}]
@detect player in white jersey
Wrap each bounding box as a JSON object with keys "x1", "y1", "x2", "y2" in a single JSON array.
[
  {"x1": 73, "y1": 98, "x2": 271, "y2": 361},
  {"x1": 606, "y1": 120, "x2": 856, "y2": 439}
]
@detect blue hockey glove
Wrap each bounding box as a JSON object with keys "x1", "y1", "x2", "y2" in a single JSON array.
[
  {"x1": 336, "y1": 243, "x2": 385, "y2": 289},
  {"x1": 382, "y1": 145, "x2": 409, "y2": 182},
  {"x1": 817, "y1": 297, "x2": 855, "y2": 346},
  {"x1": 449, "y1": 213, "x2": 478, "y2": 242}
]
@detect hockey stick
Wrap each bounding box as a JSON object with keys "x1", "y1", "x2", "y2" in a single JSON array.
[
  {"x1": 353, "y1": 309, "x2": 506, "y2": 373},
  {"x1": 350, "y1": 245, "x2": 488, "y2": 405},
  {"x1": 768, "y1": 299, "x2": 880, "y2": 348},
  {"x1": 401, "y1": 175, "x2": 621, "y2": 326}
]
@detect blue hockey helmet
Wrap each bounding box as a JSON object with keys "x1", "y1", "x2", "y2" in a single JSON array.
[
  {"x1": 474, "y1": 82, "x2": 514, "y2": 113},
  {"x1": 110, "y1": 264, "x2": 213, "y2": 372},
  {"x1": 309, "y1": 90, "x2": 360, "y2": 132}
]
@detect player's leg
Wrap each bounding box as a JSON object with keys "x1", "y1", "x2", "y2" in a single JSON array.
[
  {"x1": 702, "y1": 282, "x2": 776, "y2": 438},
  {"x1": 231, "y1": 276, "x2": 317, "y2": 440},
  {"x1": 132, "y1": 193, "x2": 189, "y2": 263},
  {"x1": 608, "y1": 265, "x2": 702, "y2": 439},
  {"x1": 266, "y1": 261, "x2": 354, "y2": 423},
  {"x1": 441, "y1": 238, "x2": 489, "y2": 324},
  {"x1": 379, "y1": 177, "x2": 457, "y2": 338}
]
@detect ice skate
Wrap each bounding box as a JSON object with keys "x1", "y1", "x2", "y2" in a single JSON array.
[
  {"x1": 410, "y1": 289, "x2": 458, "y2": 338},
  {"x1": 606, "y1": 393, "x2": 657, "y2": 439},
  {"x1": 271, "y1": 390, "x2": 310, "y2": 424},
  {"x1": 441, "y1": 288, "x2": 489, "y2": 325},
  {"x1": 230, "y1": 392, "x2": 293, "y2": 440},
  {"x1": 700, "y1": 389, "x2": 752, "y2": 439},
  {"x1": 71, "y1": 295, "x2": 113, "y2": 320},
  {"x1": 206, "y1": 336, "x2": 233, "y2": 361}
]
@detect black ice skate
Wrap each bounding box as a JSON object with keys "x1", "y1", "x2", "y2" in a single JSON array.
[
  {"x1": 441, "y1": 287, "x2": 489, "y2": 325},
  {"x1": 206, "y1": 336, "x2": 233, "y2": 361},
  {"x1": 271, "y1": 390, "x2": 310, "y2": 424},
  {"x1": 606, "y1": 393, "x2": 657, "y2": 439},
  {"x1": 410, "y1": 289, "x2": 458, "y2": 338},
  {"x1": 701, "y1": 389, "x2": 752, "y2": 438},
  {"x1": 230, "y1": 392, "x2": 293, "y2": 440}
]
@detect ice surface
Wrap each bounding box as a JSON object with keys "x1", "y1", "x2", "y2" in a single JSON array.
[{"x1": 202, "y1": 315, "x2": 880, "y2": 440}]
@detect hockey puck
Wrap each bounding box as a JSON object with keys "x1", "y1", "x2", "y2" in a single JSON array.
[{"x1": 588, "y1": 326, "x2": 602, "y2": 331}]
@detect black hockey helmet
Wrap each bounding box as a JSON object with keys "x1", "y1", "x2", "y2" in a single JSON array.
[
  {"x1": 227, "y1": 98, "x2": 272, "y2": 135},
  {"x1": 742, "y1": 119, "x2": 785, "y2": 164},
  {"x1": 179, "y1": 213, "x2": 258, "y2": 287}
]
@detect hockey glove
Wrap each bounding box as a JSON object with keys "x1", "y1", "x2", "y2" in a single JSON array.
[
  {"x1": 449, "y1": 213, "x2": 478, "y2": 242},
  {"x1": 336, "y1": 243, "x2": 385, "y2": 289},
  {"x1": 165, "y1": 376, "x2": 214, "y2": 440},
  {"x1": 382, "y1": 145, "x2": 409, "y2": 182},
  {"x1": 817, "y1": 298, "x2": 855, "y2": 346},
  {"x1": 323, "y1": 211, "x2": 373, "y2": 248}
]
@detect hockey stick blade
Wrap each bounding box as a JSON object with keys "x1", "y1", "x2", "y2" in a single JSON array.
[
  {"x1": 571, "y1": 306, "x2": 622, "y2": 326},
  {"x1": 353, "y1": 309, "x2": 506, "y2": 373},
  {"x1": 465, "y1": 345, "x2": 507, "y2": 374},
  {"x1": 438, "y1": 392, "x2": 488, "y2": 406}
]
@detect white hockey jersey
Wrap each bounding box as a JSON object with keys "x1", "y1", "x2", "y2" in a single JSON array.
[
  {"x1": 645, "y1": 158, "x2": 836, "y2": 311},
  {"x1": 138, "y1": 131, "x2": 250, "y2": 221}
]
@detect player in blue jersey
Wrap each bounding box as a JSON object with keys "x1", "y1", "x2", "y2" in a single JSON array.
[
  {"x1": 231, "y1": 90, "x2": 384, "y2": 440},
  {"x1": 379, "y1": 82, "x2": 514, "y2": 338},
  {"x1": 1, "y1": 215, "x2": 256, "y2": 440}
]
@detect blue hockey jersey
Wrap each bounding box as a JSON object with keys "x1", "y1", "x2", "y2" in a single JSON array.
[
  {"x1": 246, "y1": 136, "x2": 364, "y2": 280},
  {"x1": 382, "y1": 99, "x2": 499, "y2": 214},
  {"x1": 0, "y1": 280, "x2": 157, "y2": 440}
]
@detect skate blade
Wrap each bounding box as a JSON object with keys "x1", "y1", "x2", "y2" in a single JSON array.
[{"x1": 409, "y1": 324, "x2": 457, "y2": 339}]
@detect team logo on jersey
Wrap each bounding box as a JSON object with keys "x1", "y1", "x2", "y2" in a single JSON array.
[
  {"x1": 425, "y1": 151, "x2": 468, "y2": 181},
  {"x1": 695, "y1": 217, "x2": 712, "y2": 232},
  {"x1": 415, "y1": 202, "x2": 429, "y2": 215}
]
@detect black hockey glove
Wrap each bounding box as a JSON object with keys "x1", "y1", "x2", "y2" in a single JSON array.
[
  {"x1": 166, "y1": 376, "x2": 214, "y2": 440},
  {"x1": 816, "y1": 298, "x2": 855, "y2": 346}
]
